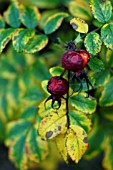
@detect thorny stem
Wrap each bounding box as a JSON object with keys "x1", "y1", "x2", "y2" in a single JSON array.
[{"x1": 66, "y1": 71, "x2": 70, "y2": 129}]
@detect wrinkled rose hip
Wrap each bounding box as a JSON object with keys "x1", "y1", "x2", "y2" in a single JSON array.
[
  {"x1": 47, "y1": 76, "x2": 69, "y2": 96},
  {"x1": 62, "y1": 50, "x2": 90, "y2": 72}
]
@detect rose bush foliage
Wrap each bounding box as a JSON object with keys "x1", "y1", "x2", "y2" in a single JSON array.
[{"x1": 0, "y1": 0, "x2": 113, "y2": 170}]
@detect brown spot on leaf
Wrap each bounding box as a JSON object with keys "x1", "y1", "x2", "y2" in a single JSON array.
[
  {"x1": 58, "y1": 126, "x2": 61, "y2": 131},
  {"x1": 82, "y1": 131, "x2": 86, "y2": 135},
  {"x1": 72, "y1": 23, "x2": 78, "y2": 30},
  {"x1": 83, "y1": 137, "x2": 88, "y2": 143},
  {"x1": 3, "y1": 38, "x2": 10, "y2": 46},
  {"x1": 13, "y1": 36, "x2": 18, "y2": 41},
  {"x1": 46, "y1": 131, "x2": 53, "y2": 139},
  {"x1": 41, "y1": 120, "x2": 46, "y2": 125}
]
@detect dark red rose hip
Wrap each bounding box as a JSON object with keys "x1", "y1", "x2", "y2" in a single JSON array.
[
  {"x1": 45, "y1": 76, "x2": 69, "y2": 109},
  {"x1": 62, "y1": 50, "x2": 90, "y2": 72},
  {"x1": 60, "y1": 45, "x2": 93, "y2": 98},
  {"x1": 47, "y1": 76, "x2": 69, "y2": 96}
]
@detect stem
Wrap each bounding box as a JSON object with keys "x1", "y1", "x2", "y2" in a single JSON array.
[
  {"x1": 59, "y1": 69, "x2": 66, "y2": 78},
  {"x1": 66, "y1": 71, "x2": 70, "y2": 129},
  {"x1": 81, "y1": 26, "x2": 102, "y2": 39}
]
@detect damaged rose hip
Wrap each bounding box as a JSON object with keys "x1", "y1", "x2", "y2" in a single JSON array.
[
  {"x1": 45, "y1": 76, "x2": 69, "y2": 109},
  {"x1": 62, "y1": 49, "x2": 90, "y2": 72},
  {"x1": 61, "y1": 41, "x2": 93, "y2": 97}
]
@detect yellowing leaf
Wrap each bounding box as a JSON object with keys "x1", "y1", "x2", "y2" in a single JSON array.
[
  {"x1": 55, "y1": 134, "x2": 68, "y2": 163},
  {"x1": 0, "y1": 28, "x2": 16, "y2": 53},
  {"x1": 85, "y1": 125, "x2": 106, "y2": 159},
  {"x1": 12, "y1": 28, "x2": 35, "y2": 52},
  {"x1": 90, "y1": 0, "x2": 112, "y2": 23},
  {"x1": 102, "y1": 137, "x2": 113, "y2": 170},
  {"x1": 69, "y1": 110, "x2": 92, "y2": 133},
  {"x1": 70, "y1": 17, "x2": 88, "y2": 33},
  {"x1": 66, "y1": 125, "x2": 88, "y2": 163},
  {"x1": 24, "y1": 34, "x2": 48, "y2": 53},
  {"x1": 99, "y1": 77, "x2": 113, "y2": 106},
  {"x1": 70, "y1": 93, "x2": 97, "y2": 114},
  {"x1": 38, "y1": 141, "x2": 62, "y2": 170},
  {"x1": 20, "y1": 5, "x2": 41, "y2": 29},
  {"x1": 69, "y1": 0, "x2": 92, "y2": 21},
  {"x1": 5, "y1": 117, "x2": 49, "y2": 170},
  {"x1": 101, "y1": 23, "x2": 113, "y2": 50},
  {"x1": 26, "y1": 126, "x2": 49, "y2": 163},
  {"x1": 84, "y1": 32, "x2": 102, "y2": 55},
  {"x1": 41, "y1": 80, "x2": 50, "y2": 96},
  {"x1": 38, "y1": 110, "x2": 67, "y2": 140},
  {"x1": 0, "y1": 15, "x2": 6, "y2": 28},
  {"x1": 44, "y1": 12, "x2": 68, "y2": 34},
  {"x1": 38, "y1": 99, "x2": 66, "y2": 118},
  {"x1": 3, "y1": 0, "x2": 21, "y2": 28}
]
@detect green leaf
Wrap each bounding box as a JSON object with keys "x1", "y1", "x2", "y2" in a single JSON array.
[
  {"x1": 55, "y1": 134, "x2": 68, "y2": 163},
  {"x1": 12, "y1": 28, "x2": 35, "y2": 52},
  {"x1": 0, "y1": 15, "x2": 6, "y2": 28},
  {"x1": 23, "y1": 85, "x2": 43, "y2": 102},
  {"x1": 38, "y1": 110, "x2": 67, "y2": 140},
  {"x1": 102, "y1": 137, "x2": 113, "y2": 170},
  {"x1": 26, "y1": 126, "x2": 49, "y2": 163},
  {"x1": 0, "y1": 77, "x2": 9, "y2": 89},
  {"x1": 3, "y1": 0, "x2": 21, "y2": 28},
  {"x1": 70, "y1": 75, "x2": 95, "y2": 92},
  {"x1": 93, "y1": 69, "x2": 110, "y2": 88},
  {"x1": 0, "y1": 28, "x2": 16, "y2": 53},
  {"x1": 69, "y1": 110, "x2": 92, "y2": 133},
  {"x1": 8, "y1": 77, "x2": 20, "y2": 104},
  {"x1": 69, "y1": 0, "x2": 92, "y2": 21},
  {"x1": 70, "y1": 17, "x2": 88, "y2": 34},
  {"x1": 5, "y1": 118, "x2": 49, "y2": 169},
  {"x1": 85, "y1": 125, "x2": 106, "y2": 159},
  {"x1": 39, "y1": 10, "x2": 59, "y2": 29},
  {"x1": 41, "y1": 80, "x2": 50, "y2": 96},
  {"x1": 74, "y1": 33, "x2": 83, "y2": 45},
  {"x1": 100, "y1": 107, "x2": 113, "y2": 121},
  {"x1": 9, "y1": 135, "x2": 28, "y2": 169},
  {"x1": 88, "y1": 57, "x2": 104, "y2": 72},
  {"x1": 101, "y1": 23, "x2": 113, "y2": 50},
  {"x1": 90, "y1": 0, "x2": 112, "y2": 23},
  {"x1": 66, "y1": 125, "x2": 88, "y2": 163},
  {"x1": 0, "y1": 118, "x2": 6, "y2": 141},
  {"x1": 20, "y1": 106, "x2": 38, "y2": 120},
  {"x1": 70, "y1": 93, "x2": 97, "y2": 114},
  {"x1": 0, "y1": 56, "x2": 17, "y2": 74},
  {"x1": 44, "y1": 12, "x2": 68, "y2": 34},
  {"x1": 11, "y1": 46, "x2": 26, "y2": 68},
  {"x1": 22, "y1": 0, "x2": 60, "y2": 9},
  {"x1": 31, "y1": 58, "x2": 50, "y2": 81},
  {"x1": 99, "y1": 77, "x2": 113, "y2": 106},
  {"x1": 6, "y1": 120, "x2": 31, "y2": 146},
  {"x1": 1, "y1": 92, "x2": 8, "y2": 120},
  {"x1": 24, "y1": 34, "x2": 48, "y2": 53},
  {"x1": 102, "y1": 48, "x2": 113, "y2": 67},
  {"x1": 49, "y1": 66, "x2": 67, "y2": 79},
  {"x1": 20, "y1": 5, "x2": 41, "y2": 29},
  {"x1": 84, "y1": 32, "x2": 102, "y2": 55}
]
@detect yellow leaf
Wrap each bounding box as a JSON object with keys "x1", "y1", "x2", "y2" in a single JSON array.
[
  {"x1": 38, "y1": 99, "x2": 66, "y2": 118},
  {"x1": 55, "y1": 134, "x2": 68, "y2": 163},
  {"x1": 70, "y1": 17, "x2": 88, "y2": 33},
  {"x1": 38, "y1": 110, "x2": 67, "y2": 140},
  {"x1": 66, "y1": 125, "x2": 88, "y2": 163},
  {"x1": 38, "y1": 141, "x2": 62, "y2": 170}
]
